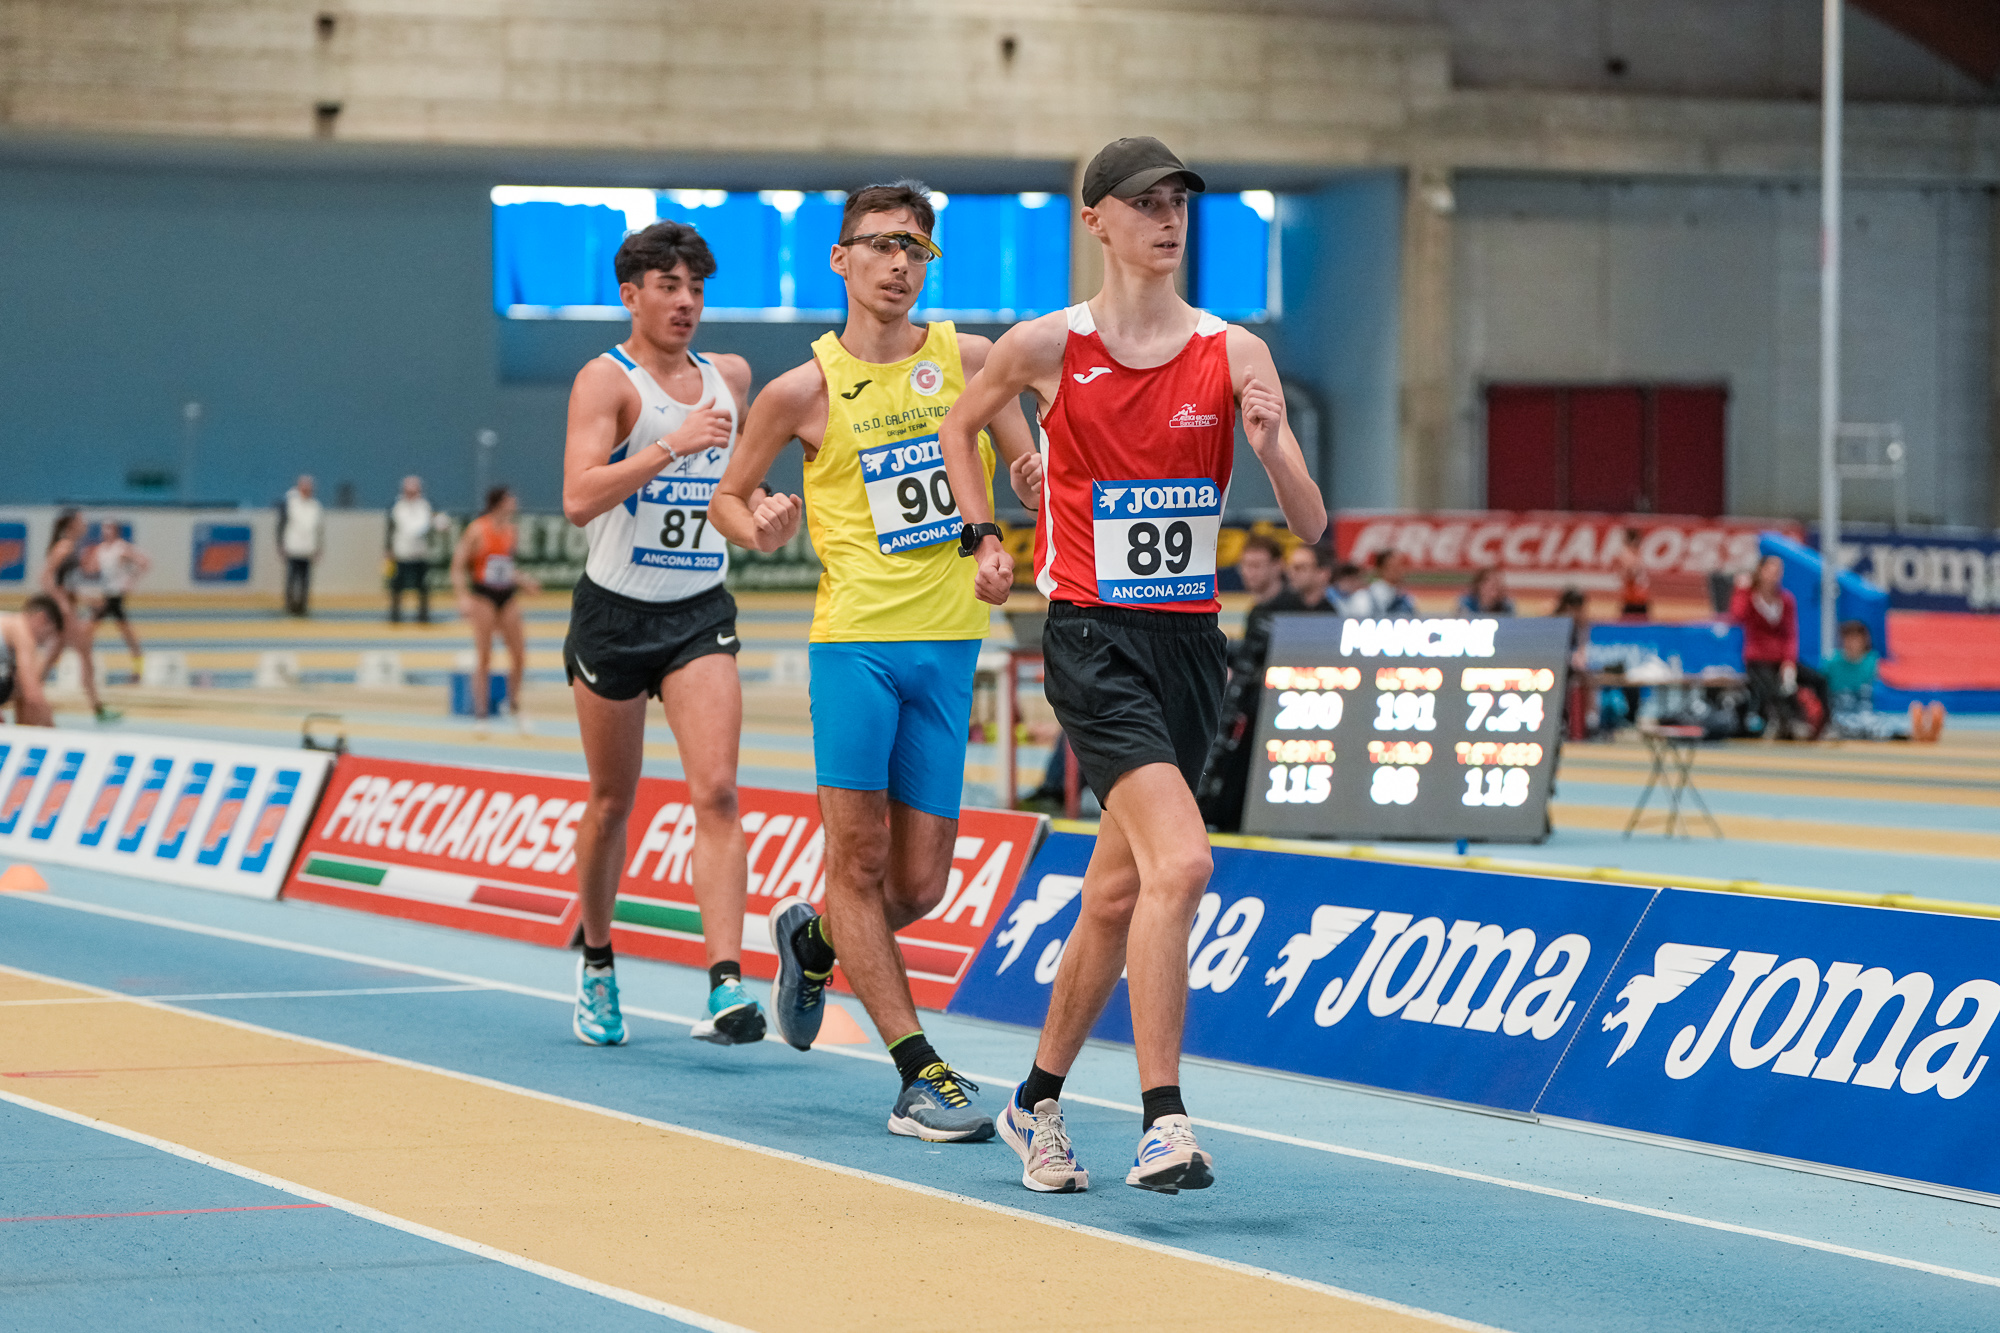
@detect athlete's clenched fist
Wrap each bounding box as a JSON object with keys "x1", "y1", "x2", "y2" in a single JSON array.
[
  {"x1": 973, "y1": 539, "x2": 1013, "y2": 606},
  {"x1": 1240, "y1": 375, "x2": 1286, "y2": 453},
  {"x1": 659, "y1": 395, "x2": 733, "y2": 460},
  {"x1": 1008, "y1": 449, "x2": 1044, "y2": 510},
  {"x1": 750, "y1": 490, "x2": 802, "y2": 552}
]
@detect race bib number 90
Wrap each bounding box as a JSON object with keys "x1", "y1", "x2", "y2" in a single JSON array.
[
  {"x1": 631, "y1": 476, "x2": 725, "y2": 572},
  {"x1": 859, "y1": 433, "x2": 958, "y2": 556},
  {"x1": 1092, "y1": 478, "x2": 1222, "y2": 604}
]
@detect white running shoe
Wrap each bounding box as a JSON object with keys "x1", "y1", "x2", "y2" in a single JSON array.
[
  {"x1": 1125, "y1": 1114, "x2": 1213, "y2": 1194},
  {"x1": 998, "y1": 1087, "x2": 1088, "y2": 1193}
]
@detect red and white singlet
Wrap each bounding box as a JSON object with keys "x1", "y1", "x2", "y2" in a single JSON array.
[{"x1": 1033, "y1": 303, "x2": 1235, "y2": 613}]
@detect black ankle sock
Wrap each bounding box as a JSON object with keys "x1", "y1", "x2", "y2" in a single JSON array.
[
  {"x1": 582, "y1": 942, "x2": 614, "y2": 971},
  {"x1": 792, "y1": 915, "x2": 836, "y2": 975},
  {"x1": 1141, "y1": 1085, "x2": 1186, "y2": 1129},
  {"x1": 1018, "y1": 1063, "x2": 1066, "y2": 1111},
  {"x1": 707, "y1": 960, "x2": 740, "y2": 992},
  {"x1": 888, "y1": 1032, "x2": 942, "y2": 1087}
]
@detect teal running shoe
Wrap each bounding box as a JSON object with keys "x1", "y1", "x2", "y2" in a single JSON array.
[
  {"x1": 768, "y1": 896, "x2": 827, "y2": 1051},
  {"x1": 573, "y1": 957, "x2": 626, "y2": 1046},
  {"x1": 690, "y1": 976, "x2": 766, "y2": 1045},
  {"x1": 889, "y1": 1064, "x2": 995, "y2": 1143}
]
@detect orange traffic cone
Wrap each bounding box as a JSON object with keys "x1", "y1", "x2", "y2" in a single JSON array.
[{"x1": 813, "y1": 1002, "x2": 872, "y2": 1046}]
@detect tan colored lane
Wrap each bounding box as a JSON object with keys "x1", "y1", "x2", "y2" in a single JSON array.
[
  {"x1": 0, "y1": 971, "x2": 1463, "y2": 1333},
  {"x1": 1552, "y1": 802, "x2": 2000, "y2": 860},
  {"x1": 1557, "y1": 760, "x2": 2000, "y2": 810}
]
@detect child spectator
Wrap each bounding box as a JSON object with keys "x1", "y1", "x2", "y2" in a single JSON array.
[{"x1": 1822, "y1": 620, "x2": 1944, "y2": 741}]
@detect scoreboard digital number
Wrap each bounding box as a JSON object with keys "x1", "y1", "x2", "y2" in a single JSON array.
[{"x1": 1240, "y1": 616, "x2": 1573, "y2": 842}]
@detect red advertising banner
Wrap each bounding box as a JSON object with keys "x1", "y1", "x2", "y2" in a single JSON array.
[
  {"x1": 1334, "y1": 510, "x2": 1803, "y2": 594},
  {"x1": 283, "y1": 755, "x2": 1047, "y2": 1011}
]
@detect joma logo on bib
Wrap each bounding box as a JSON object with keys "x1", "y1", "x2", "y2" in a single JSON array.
[
  {"x1": 642, "y1": 477, "x2": 717, "y2": 505},
  {"x1": 860, "y1": 439, "x2": 944, "y2": 478},
  {"x1": 1095, "y1": 483, "x2": 1221, "y2": 516}
]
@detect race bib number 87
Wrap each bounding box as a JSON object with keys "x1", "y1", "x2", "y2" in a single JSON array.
[
  {"x1": 631, "y1": 476, "x2": 725, "y2": 572},
  {"x1": 1092, "y1": 478, "x2": 1222, "y2": 603},
  {"x1": 860, "y1": 433, "x2": 958, "y2": 555}
]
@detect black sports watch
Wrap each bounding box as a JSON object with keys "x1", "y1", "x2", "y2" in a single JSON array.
[{"x1": 957, "y1": 521, "x2": 1005, "y2": 557}]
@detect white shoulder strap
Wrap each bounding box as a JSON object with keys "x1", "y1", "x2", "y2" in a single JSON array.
[
  {"x1": 1194, "y1": 311, "x2": 1228, "y2": 336},
  {"x1": 1065, "y1": 302, "x2": 1096, "y2": 335}
]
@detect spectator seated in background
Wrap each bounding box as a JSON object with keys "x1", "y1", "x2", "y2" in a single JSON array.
[
  {"x1": 1729, "y1": 554, "x2": 1829, "y2": 740},
  {"x1": 1822, "y1": 620, "x2": 1945, "y2": 742},
  {"x1": 1330, "y1": 561, "x2": 1369, "y2": 615},
  {"x1": 1237, "y1": 541, "x2": 1337, "y2": 674},
  {"x1": 1233, "y1": 533, "x2": 1286, "y2": 604},
  {"x1": 1355, "y1": 548, "x2": 1417, "y2": 617},
  {"x1": 1458, "y1": 565, "x2": 1515, "y2": 616}
]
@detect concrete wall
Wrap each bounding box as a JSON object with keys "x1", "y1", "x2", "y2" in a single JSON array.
[{"x1": 1450, "y1": 174, "x2": 1994, "y2": 525}]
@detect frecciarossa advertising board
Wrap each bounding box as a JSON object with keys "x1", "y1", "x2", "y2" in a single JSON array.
[
  {"x1": 282, "y1": 755, "x2": 1046, "y2": 1010},
  {"x1": 0, "y1": 725, "x2": 332, "y2": 899},
  {"x1": 951, "y1": 831, "x2": 2000, "y2": 1202}
]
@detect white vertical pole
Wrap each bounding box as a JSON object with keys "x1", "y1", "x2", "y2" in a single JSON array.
[{"x1": 1818, "y1": 0, "x2": 1844, "y2": 658}]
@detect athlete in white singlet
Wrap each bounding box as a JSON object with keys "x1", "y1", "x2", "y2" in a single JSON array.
[{"x1": 559, "y1": 220, "x2": 800, "y2": 1049}]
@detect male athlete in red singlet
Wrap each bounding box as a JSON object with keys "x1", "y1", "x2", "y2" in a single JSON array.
[{"x1": 940, "y1": 137, "x2": 1326, "y2": 1196}]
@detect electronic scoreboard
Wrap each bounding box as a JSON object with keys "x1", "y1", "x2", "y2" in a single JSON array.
[{"x1": 1240, "y1": 615, "x2": 1573, "y2": 842}]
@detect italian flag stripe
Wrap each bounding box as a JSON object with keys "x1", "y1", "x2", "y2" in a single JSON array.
[
  {"x1": 613, "y1": 898, "x2": 703, "y2": 935},
  {"x1": 302, "y1": 853, "x2": 570, "y2": 919},
  {"x1": 304, "y1": 856, "x2": 386, "y2": 886}
]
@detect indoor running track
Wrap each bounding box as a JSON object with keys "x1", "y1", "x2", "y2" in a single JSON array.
[{"x1": 3, "y1": 865, "x2": 1998, "y2": 1332}]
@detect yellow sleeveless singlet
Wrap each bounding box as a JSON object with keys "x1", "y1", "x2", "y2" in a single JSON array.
[{"x1": 806, "y1": 321, "x2": 996, "y2": 642}]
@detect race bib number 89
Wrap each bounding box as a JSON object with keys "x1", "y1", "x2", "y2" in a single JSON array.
[
  {"x1": 631, "y1": 476, "x2": 725, "y2": 572},
  {"x1": 1092, "y1": 478, "x2": 1222, "y2": 603},
  {"x1": 859, "y1": 433, "x2": 958, "y2": 556}
]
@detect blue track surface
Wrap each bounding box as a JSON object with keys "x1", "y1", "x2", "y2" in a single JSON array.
[
  {"x1": 4, "y1": 866, "x2": 1998, "y2": 1331},
  {"x1": 0, "y1": 1101, "x2": 690, "y2": 1332}
]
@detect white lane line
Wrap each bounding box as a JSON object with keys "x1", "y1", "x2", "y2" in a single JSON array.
[
  {"x1": 0, "y1": 1089, "x2": 753, "y2": 1333},
  {"x1": 0, "y1": 950, "x2": 1504, "y2": 1333},
  {"x1": 22, "y1": 892, "x2": 2000, "y2": 1293},
  {"x1": 0, "y1": 985, "x2": 489, "y2": 1007}
]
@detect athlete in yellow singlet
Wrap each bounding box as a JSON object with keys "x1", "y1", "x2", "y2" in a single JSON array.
[{"x1": 713, "y1": 180, "x2": 1040, "y2": 1142}]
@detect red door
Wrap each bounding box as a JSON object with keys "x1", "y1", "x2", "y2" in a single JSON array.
[{"x1": 1485, "y1": 383, "x2": 1726, "y2": 516}]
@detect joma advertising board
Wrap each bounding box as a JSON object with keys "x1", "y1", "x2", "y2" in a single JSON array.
[
  {"x1": 0, "y1": 725, "x2": 332, "y2": 899},
  {"x1": 955, "y1": 831, "x2": 2000, "y2": 1201},
  {"x1": 1541, "y1": 889, "x2": 2000, "y2": 1198},
  {"x1": 951, "y1": 832, "x2": 1653, "y2": 1112},
  {"x1": 283, "y1": 755, "x2": 1046, "y2": 1010}
]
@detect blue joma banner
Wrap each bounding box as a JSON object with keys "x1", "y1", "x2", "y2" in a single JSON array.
[
  {"x1": 1541, "y1": 889, "x2": 2000, "y2": 1196},
  {"x1": 956, "y1": 832, "x2": 2000, "y2": 1199},
  {"x1": 1813, "y1": 525, "x2": 2000, "y2": 612},
  {"x1": 951, "y1": 832, "x2": 1655, "y2": 1114}
]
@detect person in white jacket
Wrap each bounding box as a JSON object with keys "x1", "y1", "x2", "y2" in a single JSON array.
[
  {"x1": 386, "y1": 475, "x2": 439, "y2": 623},
  {"x1": 278, "y1": 475, "x2": 325, "y2": 616}
]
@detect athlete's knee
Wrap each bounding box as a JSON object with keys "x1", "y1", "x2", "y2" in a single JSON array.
[
  {"x1": 583, "y1": 789, "x2": 634, "y2": 833},
  {"x1": 885, "y1": 874, "x2": 947, "y2": 920},
  {"x1": 1149, "y1": 844, "x2": 1214, "y2": 899},
  {"x1": 687, "y1": 779, "x2": 738, "y2": 826}
]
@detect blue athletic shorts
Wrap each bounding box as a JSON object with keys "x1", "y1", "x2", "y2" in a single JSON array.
[{"x1": 808, "y1": 640, "x2": 981, "y2": 819}]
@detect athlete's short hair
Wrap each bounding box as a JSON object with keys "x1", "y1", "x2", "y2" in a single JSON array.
[
  {"x1": 22, "y1": 593, "x2": 62, "y2": 635},
  {"x1": 483, "y1": 485, "x2": 511, "y2": 515},
  {"x1": 841, "y1": 181, "x2": 936, "y2": 239},
  {"x1": 615, "y1": 221, "x2": 717, "y2": 287}
]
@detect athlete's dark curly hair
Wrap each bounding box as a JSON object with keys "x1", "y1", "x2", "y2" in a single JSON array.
[{"x1": 614, "y1": 220, "x2": 717, "y2": 287}]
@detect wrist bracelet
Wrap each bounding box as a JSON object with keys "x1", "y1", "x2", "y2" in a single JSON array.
[{"x1": 655, "y1": 437, "x2": 680, "y2": 461}]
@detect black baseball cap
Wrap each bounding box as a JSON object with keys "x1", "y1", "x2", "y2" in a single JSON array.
[{"x1": 1080, "y1": 137, "x2": 1206, "y2": 208}]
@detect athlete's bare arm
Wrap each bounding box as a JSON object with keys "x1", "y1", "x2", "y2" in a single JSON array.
[
  {"x1": 1225, "y1": 327, "x2": 1327, "y2": 544},
  {"x1": 956, "y1": 332, "x2": 1042, "y2": 510},
  {"x1": 560, "y1": 355, "x2": 741, "y2": 528},
  {"x1": 711, "y1": 361, "x2": 816, "y2": 554},
  {"x1": 940, "y1": 312, "x2": 1069, "y2": 604}
]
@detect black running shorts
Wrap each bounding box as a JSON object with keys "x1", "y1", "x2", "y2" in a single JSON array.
[
  {"x1": 1040, "y1": 601, "x2": 1227, "y2": 802},
  {"x1": 94, "y1": 595, "x2": 126, "y2": 623},
  {"x1": 563, "y1": 576, "x2": 739, "y2": 701}
]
